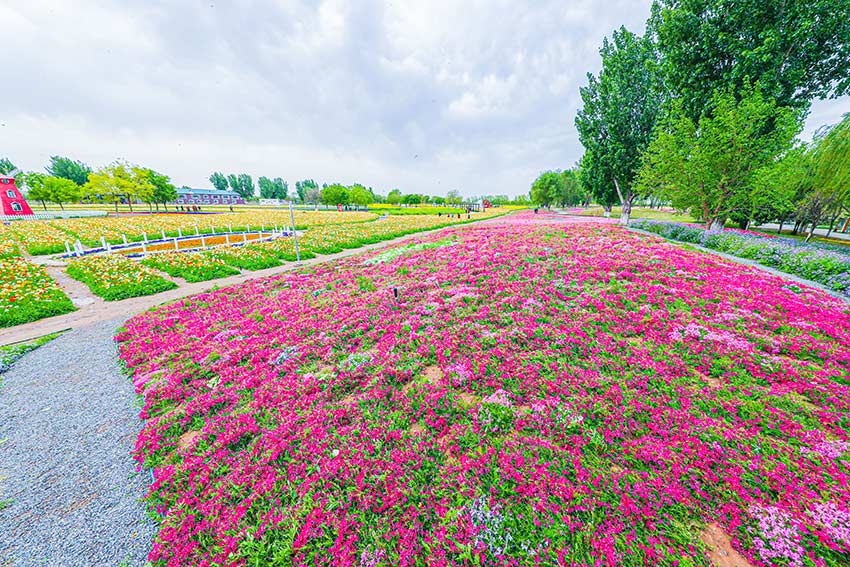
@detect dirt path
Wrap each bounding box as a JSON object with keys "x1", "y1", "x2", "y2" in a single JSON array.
[{"x1": 2, "y1": 220, "x2": 501, "y2": 346}]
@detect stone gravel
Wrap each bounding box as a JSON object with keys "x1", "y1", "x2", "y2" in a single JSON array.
[{"x1": 0, "y1": 318, "x2": 155, "y2": 567}]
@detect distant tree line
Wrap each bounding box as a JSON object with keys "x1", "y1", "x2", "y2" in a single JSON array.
[
  {"x1": 2, "y1": 155, "x2": 531, "y2": 211},
  {"x1": 538, "y1": 0, "x2": 850, "y2": 231}
]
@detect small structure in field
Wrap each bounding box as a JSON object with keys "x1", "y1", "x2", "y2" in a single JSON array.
[{"x1": 0, "y1": 173, "x2": 34, "y2": 216}]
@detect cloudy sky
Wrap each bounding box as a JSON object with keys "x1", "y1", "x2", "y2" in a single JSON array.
[{"x1": 3, "y1": 1, "x2": 848, "y2": 198}]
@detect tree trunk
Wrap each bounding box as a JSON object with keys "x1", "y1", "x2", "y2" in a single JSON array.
[
  {"x1": 40, "y1": 200, "x2": 47, "y2": 211},
  {"x1": 841, "y1": 216, "x2": 850, "y2": 233},
  {"x1": 825, "y1": 211, "x2": 840, "y2": 238},
  {"x1": 114, "y1": 198, "x2": 119, "y2": 213},
  {"x1": 708, "y1": 217, "x2": 725, "y2": 232},
  {"x1": 612, "y1": 177, "x2": 633, "y2": 225},
  {"x1": 778, "y1": 217, "x2": 784, "y2": 235},
  {"x1": 805, "y1": 216, "x2": 819, "y2": 242},
  {"x1": 128, "y1": 197, "x2": 133, "y2": 213},
  {"x1": 59, "y1": 202, "x2": 64, "y2": 211}
]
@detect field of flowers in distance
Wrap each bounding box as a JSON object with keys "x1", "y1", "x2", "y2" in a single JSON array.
[{"x1": 118, "y1": 213, "x2": 850, "y2": 567}]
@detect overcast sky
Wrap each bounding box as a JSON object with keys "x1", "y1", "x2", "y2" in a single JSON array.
[{"x1": 3, "y1": 1, "x2": 848, "y2": 198}]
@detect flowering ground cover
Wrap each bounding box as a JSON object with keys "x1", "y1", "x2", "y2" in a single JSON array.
[
  {"x1": 142, "y1": 252, "x2": 241, "y2": 283},
  {"x1": 4, "y1": 211, "x2": 377, "y2": 254},
  {"x1": 208, "y1": 246, "x2": 282, "y2": 271},
  {"x1": 118, "y1": 217, "x2": 850, "y2": 567},
  {"x1": 633, "y1": 220, "x2": 850, "y2": 296},
  {"x1": 0, "y1": 258, "x2": 75, "y2": 327},
  {"x1": 67, "y1": 254, "x2": 177, "y2": 301}
]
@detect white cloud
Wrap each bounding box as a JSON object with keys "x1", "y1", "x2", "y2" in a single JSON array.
[{"x1": 2, "y1": 0, "x2": 847, "y2": 198}]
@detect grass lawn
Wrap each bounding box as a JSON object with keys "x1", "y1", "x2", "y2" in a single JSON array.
[{"x1": 576, "y1": 205, "x2": 697, "y2": 223}]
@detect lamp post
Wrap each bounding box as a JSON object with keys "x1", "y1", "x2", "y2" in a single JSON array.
[{"x1": 289, "y1": 201, "x2": 300, "y2": 263}]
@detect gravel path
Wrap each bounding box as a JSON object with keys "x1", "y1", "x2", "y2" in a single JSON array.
[{"x1": 0, "y1": 318, "x2": 154, "y2": 567}]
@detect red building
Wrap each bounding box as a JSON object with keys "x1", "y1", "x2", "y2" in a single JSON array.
[{"x1": 0, "y1": 174, "x2": 34, "y2": 216}]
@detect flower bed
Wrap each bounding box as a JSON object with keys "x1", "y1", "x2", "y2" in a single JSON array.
[
  {"x1": 118, "y1": 222, "x2": 850, "y2": 567},
  {"x1": 208, "y1": 246, "x2": 281, "y2": 271},
  {"x1": 67, "y1": 255, "x2": 177, "y2": 300},
  {"x1": 0, "y1": 258, "x2": 75, "y2": 327},
  {"x1": 632, "y1": 220, "x2": 850, "y2": 296},
  {"x1": 142, "y1": 252, "x2": 240, "y2": 283},
  {"x1": 6, "y1": 211, "x2": 378, "y2": 254}
]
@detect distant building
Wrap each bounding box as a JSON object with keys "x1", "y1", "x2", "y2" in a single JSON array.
[
  {"x1": 175, "y1": 188, "x2": 244, "y2": 206},
  {"x1": 0, "y1": 174, "x2": 34, "y2": 216}
]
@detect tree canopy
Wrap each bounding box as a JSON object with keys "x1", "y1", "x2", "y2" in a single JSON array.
[
  {"x1": 635, "y1": 84, "x2": 801, "y2": 230},
  {"x1": 349, "y1": 185, "x2": 373, "y2": 206},
  {"x1": 209, "y1": 172, "x2": 228, "y2": 192},
  {"x1": 320, "y1": 184, "x2": 350, "y2": 206},
  {"x1": 259, "y1": 177, "x2": 288, "y2": 200},
  {"x1": 650, "y1": 0, "x2": 850, "y2": 120},
  {"x1": 46, "y1": 156, "x2": 92, "y2": 186},
  {"x1": 575, "y1": 27, "x2": 667, "y2": 223},
  {"x1": 227, "y1": 174, "x2": 255, "y2": 199}
]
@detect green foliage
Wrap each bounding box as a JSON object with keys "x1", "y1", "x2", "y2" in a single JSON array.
[
  {"x1": 794, "y1": 115, "x2": 850, "y2": 238},
  {"x1": 734, "y1": 146, "x2": 810, "y2": 228},
  {"x1": 23, "y1": 173, "x2": 84, "y2": 209},
  {"x1": 320, "y1": 184, "x2": 350, "y2": 206},
  {"x1": 386, "y1": 189, "x2": 402, "y2": 205},
  {"x1": 258, "y1": 176, "x2": 290, "y2": 199},
  {"x1": 141, "y1": 169, "x2": 177, "y2": 207},
  {"x1": 401, "y1": 193, "x2": 422, "y2": 205},
  {"x1": 45, "y1": 156, "x2": 92, "y2": 186},
  {"x1": 349, "y1": 184, "x2": 373, "y2": 206},
  {"x1": 575, "y1": 27, "x2": 667, "y2": 220},
  {"x1": 295, "y1": 179, "x2": 319, "y2": 203},
  {"x1": 636, "y1": 84, "x2": 801, "y2": 229},
  {"x1": 209, "y1": 172, "x2": 228, "y2": 191},
  {"x1": 83, "y1": 162, "x2": 155, "y2": 211},
  {"x1": 0, "y1": 158, "x2": 16, "y2": 175},
  {"x1": 530, "y1": 169, "x2": 586, "y2": 207},
  {"x1": 227, "y1": 173, "x2": 255, "y2": 199},
  {"x1": 650, "y1": 0, "x2": 850, "y2": 120}
]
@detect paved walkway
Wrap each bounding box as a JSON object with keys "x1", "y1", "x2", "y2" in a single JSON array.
[{"x1": 0, "y1": 318, "x2": 155, "y2": 567}]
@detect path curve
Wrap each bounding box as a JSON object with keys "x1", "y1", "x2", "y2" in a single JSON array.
[{"x1": 0, "y1": 318, "x2": 155, "y2": 567}]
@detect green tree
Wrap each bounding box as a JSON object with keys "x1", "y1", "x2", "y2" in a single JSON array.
[
  {"x1": 445, "y1": 190, "x2": 462, "y2": 205},
  {"x1": 272, "y1": 177, "x2": 288, "y2": 200},
  {"x1": 321, "y1": 184, "x2": 350, "y2": 206},
  {"x1": 84, "y1": 162, "x2": 139, "y2": 212},
  {"x1": 258, "y1": 176, "x2": 275, "y2": 199},
  {"x1": 529, "y1": 171, "x2": 561, "y2": 207},
  {"x1": 401, "y1": 193, "x2": 422, "y2": 205},
  {"x1": 46, "y1": 156, "x2": 92, "y2": 186},
  {"x1": 42, "y1": 176, "x2": 82, "y2": 210},
  {"x1": 20, "y1": 173, "x2": 49, "y2": 210},
  {"x1": 349, "y1": 184, "x2": 373, "y2": 207},
  {"x1": 650, "y1": 0, "x2": 850, "y2": 120},
  {"x1": 140, "y1": 168, "x2": 177, "y2": 211},
  {"x1": 0, "y1": 158, "x2": 16, "y2": 175},
  {"x1": 295, "y1": 179, "x2": 317, "y2": 202},
  {"x1": 575, "y1": 27, "x2": 667, "y2": 224},
  {"x1": 733, "y1": 145, "x2": 809, "y2": 232},
  {"x1": 387, "y1": 189, "x2": 402, "y2": 205},
  {"x1": 210, "y1": 172, "x2": 228, "y2": 191},
  {"x1": 636, "y1": 84, "x2": 801, "y2": 230},
  {"x1": 797, "y1": 115, "x2": 850, "y2": 239}
]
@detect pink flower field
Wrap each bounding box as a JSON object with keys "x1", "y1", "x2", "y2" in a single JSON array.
[{"x1": 117, "y1": 215, "x2": 850, "y2": 567}]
